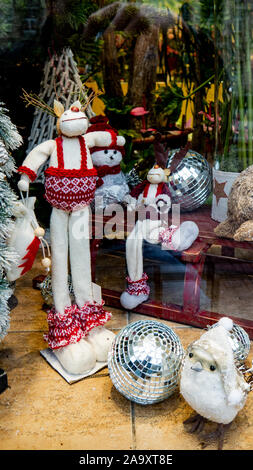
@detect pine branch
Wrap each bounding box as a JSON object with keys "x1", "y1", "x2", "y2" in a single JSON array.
[{"x1": 0, "y1": 103, "x2": 23, "y2": 151}]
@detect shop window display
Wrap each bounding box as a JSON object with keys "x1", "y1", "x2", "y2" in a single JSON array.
[{"x1": 0, "y1": 0, "x2": 253, "y2": 454}]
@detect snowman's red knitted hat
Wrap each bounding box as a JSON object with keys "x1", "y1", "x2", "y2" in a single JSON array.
[{"x1": 86, "y1": 115, "x2": 125, "y2": 156}]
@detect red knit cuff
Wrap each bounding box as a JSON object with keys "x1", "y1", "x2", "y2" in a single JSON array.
[
  {"x1": 44, "y1": 304, "x2": 85, "y2": 349},
  {"x1": 77, "y1": 301, "x2": 112, "y2": 336},
  {"x1": 18, "y1": 166, "x2": 37, "y2": 182},
  {"x1": 126, "y1": 273, "x2": 150, "y2": 296}
]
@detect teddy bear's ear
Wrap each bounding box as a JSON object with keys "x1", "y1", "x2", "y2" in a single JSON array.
[{"x1": 54, "y1": 100, "x2": 65, "y2": 117}]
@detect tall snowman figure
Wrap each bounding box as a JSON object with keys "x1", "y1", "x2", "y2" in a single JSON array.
[{"x1": 18, "y1": 100, "x2": 125, "y2": 375}]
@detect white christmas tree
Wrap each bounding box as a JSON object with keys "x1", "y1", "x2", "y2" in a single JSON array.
[
  {"x1": 25, "y1": 48, "x2": 94, "y2": 182},
  {"x1": 0, "y1": 103, "x2": 22, "y2": 340}
]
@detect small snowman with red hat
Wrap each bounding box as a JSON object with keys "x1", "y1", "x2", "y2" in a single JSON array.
[{"x1": 86, "y1": 115, "x2": 129, "y2": 209}]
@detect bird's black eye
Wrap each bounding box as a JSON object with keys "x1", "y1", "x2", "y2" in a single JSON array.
[
  {"x1": 210, "y1": 365, "x2": 216, "y2": 371},
  {"x1": 104, "y1": 150, "x2": 108, "y2": 154},
  {"x1": 189, "y1": 352, "x2": 193, "y2": 358}
]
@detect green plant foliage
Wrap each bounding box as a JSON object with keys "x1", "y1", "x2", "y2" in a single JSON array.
[
  {"x1": 52, "y1": 0, "x2": 99, "y2": 30},
  {"x1": 117, "y1": 128, "x2": 140, "y2": 173},
  {"x1": 100, "y1": 95, "x2": 132, "y2": 115},
  {"x1": 216, "y1": 145, "x2": 244, "y2": 173},
  {"x1": 99, "y1": 94, "x2": 133, "y2": 129},
  {"x1": 153, "y1": 83, "x2": 184, "y2": 128},
  {"x1": 212, "y1": 0, "x2": 253, "y2": 170}
]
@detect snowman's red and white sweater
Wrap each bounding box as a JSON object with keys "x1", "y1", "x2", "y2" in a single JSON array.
[{"x1": 130, "y1": 180, "x2": 171, "y2": 207}]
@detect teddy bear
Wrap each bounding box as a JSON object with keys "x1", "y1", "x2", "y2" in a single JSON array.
[
  {"x1": 86, "y1": 115, "x2": 129, "y2": 210},
  {"x1": 17, "y1": 99, "x2": 125, "y2": 375},
  {"x1": 214, "y1": 165, "x2": 253, "y2": 241}
]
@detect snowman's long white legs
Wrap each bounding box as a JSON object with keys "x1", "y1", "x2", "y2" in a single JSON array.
[
  {"x1": 52, "y1": 206, "x2": 96, "y2": 374},
  {"x1": 126, "y1": 220, "x2": 145, "y2": 282},
  {"x1": 50, "y1": 207, "x2": 71, "y2": 314},
  {"x1": 69, "y1": 206, "x2": 93, "y2": 306},
  {"x1": 69, "y1": 206, "x2": 115, "y2": 363},
  {"x1": 126, "y1": 219, "x2": 162, "y2": 281}
]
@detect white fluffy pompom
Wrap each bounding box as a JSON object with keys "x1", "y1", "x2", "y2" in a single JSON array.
[
  {"x1": 218, "y1": 317, "x2": 233, "y2": 331},
  {"x1": 228, "y1": 389, "x2": 244, "y2": 406}
]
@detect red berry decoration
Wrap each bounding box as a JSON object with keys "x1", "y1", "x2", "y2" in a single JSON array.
[{"x1": 71, "y1": 106, "x2": 79, "y2": 112}]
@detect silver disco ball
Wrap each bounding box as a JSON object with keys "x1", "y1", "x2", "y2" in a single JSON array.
[
  {"x1": 108, "y1": 320, "x2": 184, "y2": 405},
  {"x1": 209, "y1": 322, "x2": 250, "y2": 363},
  {"x1": 167, "y1": 148, "x2": 212, "y2": 211}
]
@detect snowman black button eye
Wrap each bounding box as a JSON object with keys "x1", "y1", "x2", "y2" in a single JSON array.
[
  {"x1": 210, "y1": 365, "x2": 216, "y2": 371},
  {"x1": 104, "y1": 150, "x2": 108, "y2": 154},
  {"x1": 113, "y1": 150, "x2": 117, "y2": 154},
  {"x1": 189, "y1": 353, "x2": 193, "y2": 358}
]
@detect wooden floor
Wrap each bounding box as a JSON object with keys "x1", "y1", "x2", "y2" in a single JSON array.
[{"x1": 0, "y1": 250, "x2": 253, "y2": 450}]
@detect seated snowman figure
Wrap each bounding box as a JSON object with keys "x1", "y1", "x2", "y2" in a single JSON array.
[
  {"x1": 121, "y1": 140, "x2": 199, "y2": 310},
  {"x1": 86, "y1": 115, "x2": 129, "y2": 209}
]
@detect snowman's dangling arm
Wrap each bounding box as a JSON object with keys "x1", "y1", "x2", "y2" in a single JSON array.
[
  {"x1": 18, "y1": 139, "x2": 55, "y2": 192},
  {"x1": 85, "y1": 131, "x2": 125, "y2": 148}
]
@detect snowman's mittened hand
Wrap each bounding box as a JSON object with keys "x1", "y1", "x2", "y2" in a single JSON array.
[
  {"x1": 91, "y1": 132, "x2": 112, "y2": 147},
  {"x1": 116, "y1": 135, "x2": 125, "y2": 146},
  {"x1": 103, "y1": 133, "x2": 112, "y2": 146},
  {"x1": 18, "y1": 174, "x2": 30, "y2": 192}
]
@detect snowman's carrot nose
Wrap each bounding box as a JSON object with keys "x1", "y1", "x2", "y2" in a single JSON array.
[{"x1": 71, "y1": 106, "x2": 80, "y2": 112}]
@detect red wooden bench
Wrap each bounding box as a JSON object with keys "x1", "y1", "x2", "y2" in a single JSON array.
[{"x1": 91, "y1": 206, "x2": 253, "y2": 339}]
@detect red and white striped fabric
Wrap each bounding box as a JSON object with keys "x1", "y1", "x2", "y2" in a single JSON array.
[{"x1": 126, "y1": 273, "x2": 150, "y2": 296}]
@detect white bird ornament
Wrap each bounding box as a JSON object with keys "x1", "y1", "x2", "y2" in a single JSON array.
[{"x1": 180, "y1": 317, "x2": 251, "y2": 449}]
